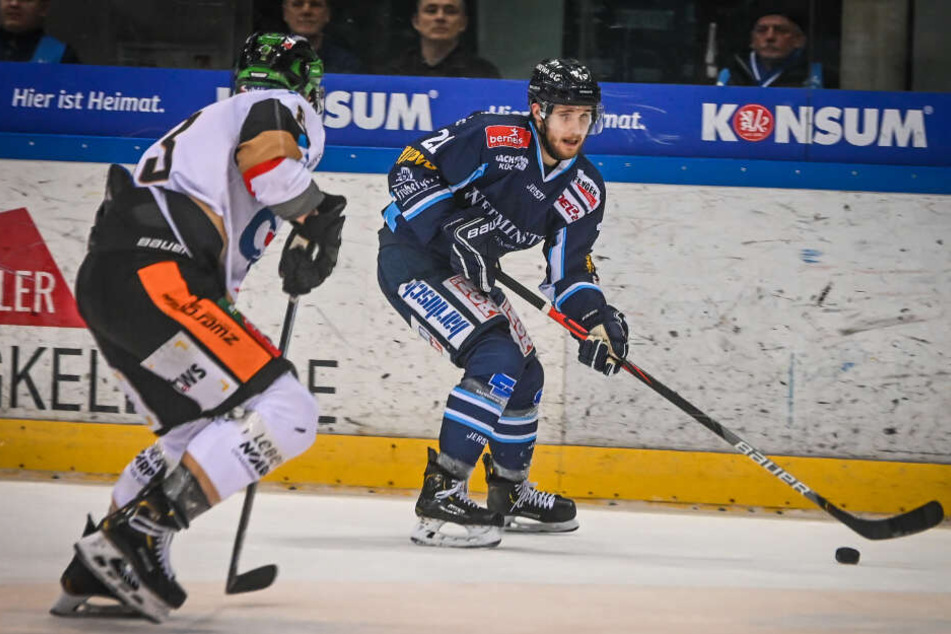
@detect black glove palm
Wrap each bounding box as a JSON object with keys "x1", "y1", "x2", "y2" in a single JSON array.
[
  {"x1": 443, "y1": 213, "x2": 499, "y2": 293},
  {"x1": 279, "y1": 193, "x2": 346, "y2": 296},
  {"x1": 578, "y1": 305, "x2": 629, "y2": 376}
]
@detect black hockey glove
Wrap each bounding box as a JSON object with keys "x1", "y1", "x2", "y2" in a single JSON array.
[
  {"x1": 578, "y1": 305, "x2": 629, "y2": 376},
  {"x1": 279, "y1": 193, "x2": 347, "y2": 296},
  {"x1": 443, "y1": 213, "x2": 500, "y2": 293}
]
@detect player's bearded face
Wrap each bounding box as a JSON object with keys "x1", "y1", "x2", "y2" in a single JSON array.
[{"x1": 540, "y1": 105, "x2": 593, "y2": 161}]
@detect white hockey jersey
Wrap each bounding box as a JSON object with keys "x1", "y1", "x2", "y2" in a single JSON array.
[{"x1": 133, "y1": 88, "x2": 326, "y2": 297}]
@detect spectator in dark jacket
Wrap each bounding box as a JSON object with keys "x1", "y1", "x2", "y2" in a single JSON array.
[
  {"x1": 385, "y1": 0, "x2": 500, "y2": 79},
  {"x1": 0, "y1": 0, "x2": 79, "y2": 63},
  {"x1": 283, "y1": 0, "x2": 362, "y2": 74},
  {"x1": 717, "y1": 10, "x2": 820, "y2": 88}
]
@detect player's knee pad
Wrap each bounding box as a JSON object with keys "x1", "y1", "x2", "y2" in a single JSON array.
[
  {"x1": 243, "y1": 372, "x2": 319, "y2": 461},
  {"x1": 507, "y1": 355, "x2": 544, "y2": 411},
  {"x1": 183, "y1": 372, "x2": 318, "y2": 500},
  {"x1": 462, "y1": 326, "x2": 529, "y2": 381}
]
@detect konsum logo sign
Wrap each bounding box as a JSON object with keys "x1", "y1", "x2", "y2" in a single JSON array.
[{"x1": 0, "y1": 208, "x2": 85, "y2": 328}]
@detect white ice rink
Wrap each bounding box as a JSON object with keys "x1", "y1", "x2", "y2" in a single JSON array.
[{"x1": 0, "y1": 479, "x2": 948, "y2": 634}]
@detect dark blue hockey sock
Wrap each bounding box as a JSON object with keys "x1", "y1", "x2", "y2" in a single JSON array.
[
  {"x1": 438, "y1": 383, "x2": 505, "y2": 471},
  {"x1": 487, "y1": 407, "x2": 538, "y2": 475}
]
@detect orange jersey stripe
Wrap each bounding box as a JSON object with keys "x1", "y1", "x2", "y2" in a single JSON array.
[{"x1": 137, "y1": 261, "x2": 274, "y2": 382}]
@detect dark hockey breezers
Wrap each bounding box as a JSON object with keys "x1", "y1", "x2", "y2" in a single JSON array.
[
  {"x1": 411, "y1": 448, "x2": 504, "y2": 548},
  {"x1": 484, "y1": 454, "x2": 579, "y2": 533}
]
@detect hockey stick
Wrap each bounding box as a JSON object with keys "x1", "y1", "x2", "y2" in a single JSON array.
[
  {"x1": 494, "y1": 269, "x2": 944, "y2": 540},
  {"x1": 225, "y1": 296, "x2": 298, "y2": 594}
]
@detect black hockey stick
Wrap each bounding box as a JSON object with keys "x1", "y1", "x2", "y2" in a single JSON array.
[
  {"x1": 225, "y1": 296, "x2": 298, "y2": 594},
  {"x1": 494, "y1": 269, "x2": 944, "y2": 540}
]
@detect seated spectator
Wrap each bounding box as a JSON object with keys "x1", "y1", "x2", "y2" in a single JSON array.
[
  {"x1": 283, "y1": 0, "x2": 362, "y2": 74},
  {"x1": 0, "y1": 0, "x2": 78, "y2": 63},
  {"x1": 385, "y1": 0, "x2": 500, "y2": 79},
  {"x1": 717, "y1": 9, "x2": 821, "y2": 88}
]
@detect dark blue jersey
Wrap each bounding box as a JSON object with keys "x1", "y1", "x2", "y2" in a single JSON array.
[{"x1": 381, "y1": 112, "x2": 609, "y2": 323}]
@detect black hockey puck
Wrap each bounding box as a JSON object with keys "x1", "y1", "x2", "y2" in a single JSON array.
[{"x1": 835, "y1": 546, "x2": 860, "y2": 564}]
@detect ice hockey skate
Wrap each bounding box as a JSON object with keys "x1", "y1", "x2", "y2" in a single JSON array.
[
  {"x1": 50, "y1": 514, "x2": 143, "y2": 618},
  {"x1": 411, "y1": 448, "x2": 504, "y2": 548},
  {"x1": 73, "y1": 482, "x2": 188, "y2": 623},
  {"x1": 484, "y1": 454, "x2": 579, "y2": 533}
]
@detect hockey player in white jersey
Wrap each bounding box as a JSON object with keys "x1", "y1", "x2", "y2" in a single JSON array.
[{"x1": 49, "y1": 33, "x2": 346, "y2": 622}]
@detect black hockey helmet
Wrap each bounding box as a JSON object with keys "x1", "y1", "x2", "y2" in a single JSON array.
[
  {"x1": 528, "y1": 58, "x2": 604, "y2": 135},
  {"x1": 234, "y1": 32, "x2": 325, "y2": 113}
]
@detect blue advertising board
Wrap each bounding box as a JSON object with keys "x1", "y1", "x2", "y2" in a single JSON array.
[{"x1": 1, "y1": 62, "x2": 949, "y2": 191}]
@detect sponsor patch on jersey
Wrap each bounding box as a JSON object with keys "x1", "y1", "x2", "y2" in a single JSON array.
[
  {"x1": 485, "y1": 125, "x2": 531, "y2": 149},
  {"x1": 391, "y1": 168, "x2": 441, "y2": 203},
  {"x1": 495, "y1": 154, "x2": 529, "y2": 171},
  {"x1": 397, "y1": 146, "x2": 437, "y2": 170},
  {"x1": 553, "y1": 189, "x2": 587, "y2": 224},
  {"x1": 399, "y1": 279, "x2": 474, "y2": 342},
  {"x1": 141, "y1": 332, "x2": 238, "y2": 409},
  {"x1": 570, "y1": 169, "x2": 601, "y2": 211},
  {"x1": 443, "y1": 275, "x2": 502, "y2": 322}
]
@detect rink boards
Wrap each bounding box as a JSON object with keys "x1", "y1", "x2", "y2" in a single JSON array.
[{"x1": 0, "y1": 159, "x2": 949, "y2": 514}]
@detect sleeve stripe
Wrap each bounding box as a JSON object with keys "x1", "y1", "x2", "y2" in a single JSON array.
[
  {"x1": 547, "y1": 227, "x2": 567, "y2": 283},
  {"x1": 403, "y1": 188, "x2": 453, "y2": 220},
  {"x1": 242, "y1": 157, "x2": 284, "y2": 196},
  {"x1": 554, "y1": 282, "x2": 603, "y2": 311},
  {"x1": 448, "y1": 163, "x2": 488, "y2": 192}
]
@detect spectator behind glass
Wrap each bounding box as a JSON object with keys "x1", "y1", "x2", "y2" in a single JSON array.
[
  {"x1": 385, "y1": 0, "x2": 500, "y2": 78},
  {"x1": 717, "y1": 10, "x2": 821, "y2": 88},
  {"x1": 0, "y1": 0, "x2": 78, "y2": 63},
  {"x1": 283, "y1": 0, "x2": 362, "y2": 74}
]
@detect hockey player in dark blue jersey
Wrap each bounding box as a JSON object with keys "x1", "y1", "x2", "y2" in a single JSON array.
[{"x1": 377, "y1": 58, "x2": 630, "y2": 548}]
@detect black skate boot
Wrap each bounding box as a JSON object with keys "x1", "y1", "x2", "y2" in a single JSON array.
[
  {"x1": 50, "y1": 515, "x2": 143, "y2": 618},
  {"x1": 411, "y1": 448, "x2": 504, "y2": 548},
  {"x1": 484, "y1": 454, "x2": 579, "y2": 533},
  {"x1": 74, "y1": 480, "x2": 189, "y2": 623}
]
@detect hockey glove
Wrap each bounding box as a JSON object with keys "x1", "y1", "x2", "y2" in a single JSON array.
[
  {"x1": 578, "y1": 305, "x2": 629, "y2": 376},
  {"x1": 443, "y1": 213, "x2": 500, "y2": 293},
  {"x1": 279, "y1": 193, "x2": 347, "y2": 296}
]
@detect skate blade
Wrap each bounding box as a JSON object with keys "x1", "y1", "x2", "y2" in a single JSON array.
[
  {"x1": 503, "y1": 516, "x2": 580, "y2": 533},
  {"x1": 50, "y1": 591, "x2": 143, "y2": 619},
  {"x1": 410, "y1": 518, "x2": 502, "y2": 548},
  {"x1": 74, "y1": 532, "x2": 171, "y2": 623}
]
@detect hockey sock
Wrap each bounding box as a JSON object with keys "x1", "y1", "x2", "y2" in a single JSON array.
[
  {"x1": 486, "y1": 405, "x2": 538, "y2": 479},
  {"x1": 438, "y1": 376, "x2": 510, "y2": 470}
]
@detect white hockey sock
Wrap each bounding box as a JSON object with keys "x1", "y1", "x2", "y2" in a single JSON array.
[{"x1": 111, "y1": 418, "x2": 213, "y2": 508}]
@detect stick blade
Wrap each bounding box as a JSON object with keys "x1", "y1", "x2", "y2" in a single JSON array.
[
  {"x1": 838, "y1": 500, "x2": 944, "y2": 541},
  {"x1": 225, "y1": 564, "x2": 278, "y2": 595}
]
